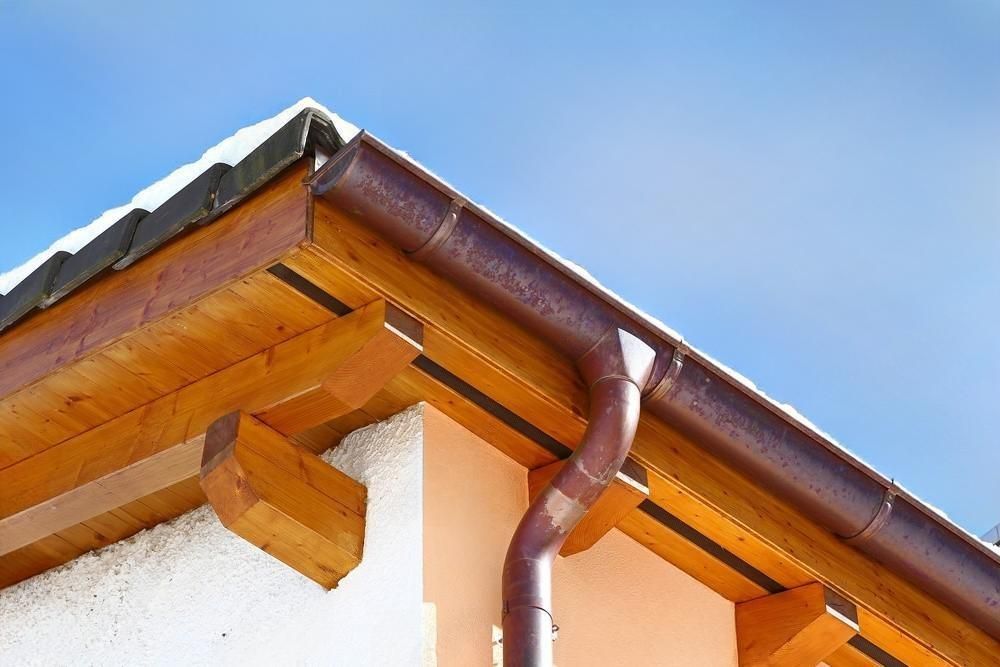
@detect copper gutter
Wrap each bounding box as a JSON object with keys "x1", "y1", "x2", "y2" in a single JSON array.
[{"x1": 310, "y1": 132, "x2": 1000, "y2": 641}]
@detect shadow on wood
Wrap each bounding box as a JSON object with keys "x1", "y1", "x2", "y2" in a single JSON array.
[
  {"x1": 201, "y1": 411, "x2": 366, "y2": 588},
  {"x1": 736, "y1": 582, "x2": 859, "y2": 666}
]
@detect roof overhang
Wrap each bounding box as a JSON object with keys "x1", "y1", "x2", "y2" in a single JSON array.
[{"x1": 0, "y1": 110, "x2": 996, "y2": 666}]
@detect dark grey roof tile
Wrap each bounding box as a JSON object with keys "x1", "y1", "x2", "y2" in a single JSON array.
[
  {"x1": 0, "y1": 251, "x2": 71, "y2": 332},
  {"x1": 214, "y1": 108, "x2": 345, "y2": 215},
  {"x1": 46, "y1": 208, "x2": 147, "y2": 306},
  {"x1": 0, "y1": 109, "x2": 347, "y2": 338},
  {"x1": 114, "y1": 162, "x2": 230, "y2": 269}
]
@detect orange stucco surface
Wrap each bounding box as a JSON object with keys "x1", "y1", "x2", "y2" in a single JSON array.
[{"x1": 423, "y1": 406, "x2": 738, "y2": 666}]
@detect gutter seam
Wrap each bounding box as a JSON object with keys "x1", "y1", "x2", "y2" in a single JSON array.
[{"x1": 408, "y1": 198, "x2": 465, "y2": 261}]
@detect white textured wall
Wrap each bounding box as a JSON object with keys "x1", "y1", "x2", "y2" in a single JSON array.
[{"x1": 0, "y1": 406, "x2": 425, "y2": 666}]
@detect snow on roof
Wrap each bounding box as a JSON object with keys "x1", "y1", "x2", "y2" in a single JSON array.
[
  {"x1": 0, "y1": 98, "x2": 359, "y2": 296},
  {"x1": 2, "y1": 98, "x2": 995, "y2": 556}
]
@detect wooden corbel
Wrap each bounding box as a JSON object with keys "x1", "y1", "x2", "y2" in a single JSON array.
[
  {"x1": 200, "y1": 299, "x2": 422, "y2": 587},
  {"x1": 736, "y1": 582, "x2": 859, "y2": 666}
]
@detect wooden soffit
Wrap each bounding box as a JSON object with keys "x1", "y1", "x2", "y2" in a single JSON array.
[{"x1": 0, "y1": 153, "x2": 995, "y2": 667}]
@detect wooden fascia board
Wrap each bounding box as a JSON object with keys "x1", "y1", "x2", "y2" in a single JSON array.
[
  {"x1": 282, "y1": 195, "x2": 997, "y2": 666},
  {"x1": 0, "y1": 162, "x2": 314, "y2": 469},
  {"x1": 0, "y1": 300, "x2": 420, "y2": 556}
]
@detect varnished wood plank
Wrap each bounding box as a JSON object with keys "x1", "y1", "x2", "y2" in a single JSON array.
[
  {"x1": 0, "y1": 478, "x2": 207, "y2": 588},
  {"x1": 291, "y1": 197, "x2": 999, "y2": 666},
  {"x1": 0, "y1": 437, "x2": 203, "y2": 553},
  {"x1": 736, "y1": 583, "x2": 858, "y2": 667},
  {"x1": 855, "y1": 607, "x2": 948, "y2": 667},
  {"x1": 225, "y1": 270, "x2": 336, "y2": 334},
  {"x1": 616, "y1": 511, "x2": 769, "y2": 604},
  {"x1": 133, "y1": 477, "x2": 206, "y2": 518},
  {"x1": 0, "y1": 534, "x2": 80, "y2": 589},
  {"x1": 201, "y1": 411, "x2": 366, "y2": 588},
  {"x1": 0, "y1": 163, "x2": 313, "y2": 467},
  {"x1": 826, "y1": 644, "x2": 881, "y2": 667},
  {"x1": 0, "y1": 163, "x2": 312, "y2": 398},
  {"x1": 0, "y1": 300, "x2": 419, "y2": 557}
]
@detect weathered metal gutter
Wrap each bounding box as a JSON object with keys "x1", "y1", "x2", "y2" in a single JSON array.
[{"x1": 310, "y1": 132, "x2": 1000, "y2": 641}]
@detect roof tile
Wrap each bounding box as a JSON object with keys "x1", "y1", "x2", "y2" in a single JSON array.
[
  {"x1": 214, "y1": 108, "x2": 345, "y2": 214},
  {"x1": 0, "y1": 108, "x2": 346, "y2": 335},
  {"x1": 114, "y1": 162, "x2": 230, "y2": 269},
  {"x1": 46, "y1": 208, "x2": 148, "y2": 306},
  {"x1": 0, "y1": 251, "x2": 71, "y2": 332}
]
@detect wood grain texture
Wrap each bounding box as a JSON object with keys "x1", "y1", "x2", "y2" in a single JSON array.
[
  {"x1": 615, "y1": 511, "x2": 770, "y2": 604},
  {"x1": 528, "y1": 458, "x2": 648, "y2": 556},
  {"x1": 0, "y1": 300, "x2": 418, "y2": 557},
  {"x1": 201, "y1": 411, "x2": 366, "y2": 588},
  {"x1": 0, "y1": 476, "x2": 205, "y2": 589},
  {"x1": 288, "y1": 197, "x2": 1000, "y2": 666},
  {"x1": 0, "y1": 164, "x2": 314, "y2": 468},
  {"x1": 825, "y1": 644, "x2": 881, "y2": 667},
  {"x1": 736, "y1": 583, "x2": 858, "y2": 667},
  {"x1": 0, "y1": 167, "x2": 990, "y2": 666}
]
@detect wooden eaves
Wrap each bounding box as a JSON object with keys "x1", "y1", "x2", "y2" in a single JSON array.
[{"x1": 0, "y1": 114, "x2": 996, "y2": 666}]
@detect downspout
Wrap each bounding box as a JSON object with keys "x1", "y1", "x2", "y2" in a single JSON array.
[
  {"x1": 309, "y1": 131, "x2": 1000, "y2": 641},
  {"x1": 501, "y1": 328, "x2": 654, "y2": 666}
]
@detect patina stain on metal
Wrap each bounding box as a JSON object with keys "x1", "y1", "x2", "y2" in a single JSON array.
[
  {"x1": 310, "y1": 131, "x2": 1000, "y2": 641},
  {"x1": 311, "y1": 133, "x2": 453, "y2": 252},
  {"x1": 1, "y1": 106, "x2": 994, "y2": 641},
  {"x1": 260, "y1": 262, "x2": 910, "y2": 667},
  {"x1": 501, "y1": 328, "x2": 654, "y2": 666}
]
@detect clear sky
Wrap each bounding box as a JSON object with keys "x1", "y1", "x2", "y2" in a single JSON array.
[{"x1": 1, "y1": 1, "x2": 997, "y2": 533}]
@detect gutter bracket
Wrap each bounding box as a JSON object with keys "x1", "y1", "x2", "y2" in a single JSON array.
[
  {"x1": 643, "y1": 343, "x2": 687, "y2": 402},
  {"x1": 843, "y1": 483, "x2": 899, "y2": 546}
]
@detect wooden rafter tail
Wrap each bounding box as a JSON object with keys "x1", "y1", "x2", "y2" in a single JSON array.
[
  {"x1": 0, "y1": 299, "x2": 422, "y2": 558},
  {"x1": 285, "y1": 200, "x2": 1000, "y2": 666},
  {"x1": 255, "y1": 300, "x2": 424, "y2": 435},
  {"x1": 200, "y1": 411, "x2": 366, "y2": 588},
  {"x1": 736, "y1": 583, "x2": 859, "y2": 667}
]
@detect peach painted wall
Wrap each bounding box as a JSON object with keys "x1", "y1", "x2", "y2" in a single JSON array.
[{"x1": 423, "y1": 406, "x2": 738, "y2": 666}]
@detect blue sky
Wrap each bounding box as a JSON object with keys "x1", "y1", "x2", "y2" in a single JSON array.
[{"x1": 1, "y1": 1, "x2": 997, "y2": 533}]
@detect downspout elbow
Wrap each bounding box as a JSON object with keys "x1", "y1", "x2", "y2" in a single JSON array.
[{"x1": 502, "y1": 328, "x2": 655, "y2": 667}]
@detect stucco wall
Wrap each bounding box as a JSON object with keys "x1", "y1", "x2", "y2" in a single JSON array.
[
  {"x1": 423, "y1": 406, "x2": 738, "y2": 666},
  {"x1": 1, "y1": 404, "x2": 737, "y2": 666},
  {"x1": 0, "y1": 407, "x2": 425, "y2": 666}
]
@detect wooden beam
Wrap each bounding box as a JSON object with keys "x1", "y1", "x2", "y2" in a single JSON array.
[
  {"x1": 528, "y1": 457, "x2": 648, "y2": 556},
  {"x1": 736, "y1": 583, "x2": 859, "y2": 667},
  {"x1": 285, "y1": 197, "x2": 1000, "y2": 665},
  {"x1": 0, "y1": 300, "x2": 420, "y2": 556},
  {"x1": 825, "y1": 644, "x2": 881, "y2": 667},
  {"x1": 200, "y1": 411, "x2": 366, "y2": 588}
]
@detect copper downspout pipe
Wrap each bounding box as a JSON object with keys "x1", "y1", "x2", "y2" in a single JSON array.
[
  {"x1": 310, "y1": 132, "x2": 1000, "y2": 640},
  {"x1": 501, "y1": 329, "x2": 654, "y2": 665}
]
